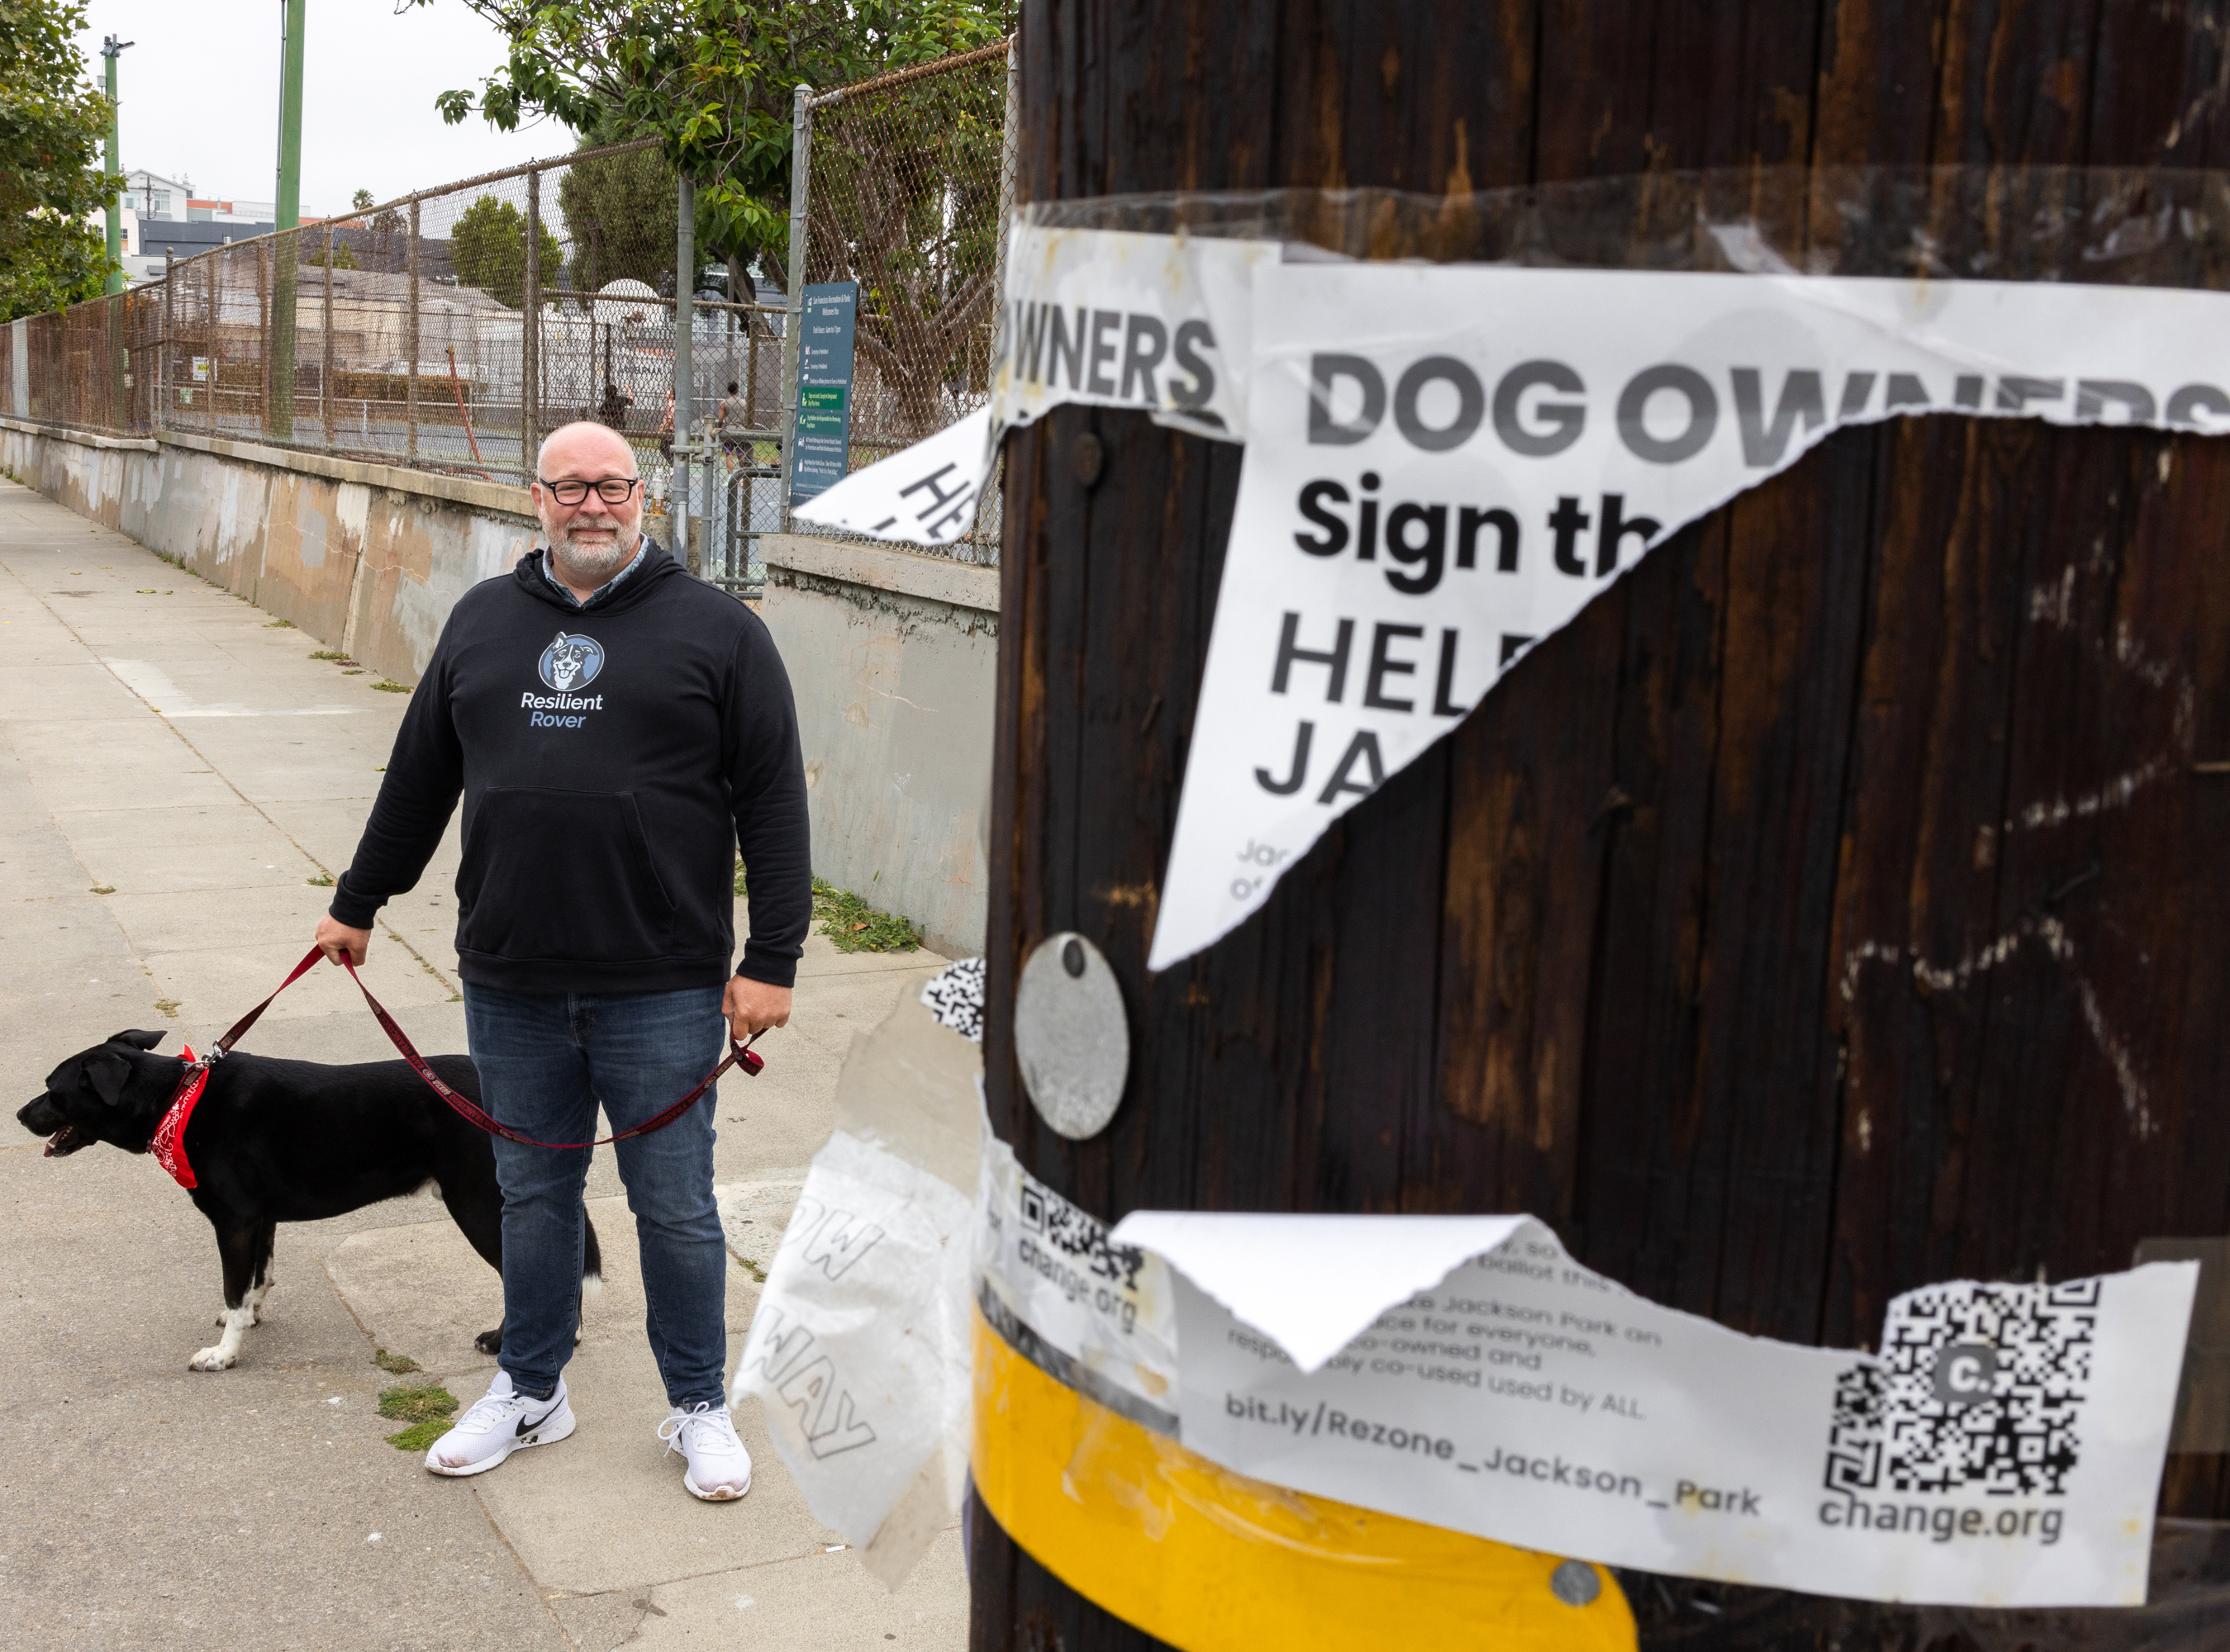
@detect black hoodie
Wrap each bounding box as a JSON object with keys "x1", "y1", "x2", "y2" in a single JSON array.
[{"x1": 330, "y1": 542, "x2": 810, "y2": 994}]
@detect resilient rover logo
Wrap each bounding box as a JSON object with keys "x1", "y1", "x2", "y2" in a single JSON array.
[
  {"x1": 524, "y1": 631, "x2": 606, "y2": 727},
  {"x1": 538, "y1": 631, "x2": 605, "y2": 691}
]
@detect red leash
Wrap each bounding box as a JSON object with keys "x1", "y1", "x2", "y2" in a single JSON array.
[{"x1": 149, "y1": 945, "x2": 766, "y2": 1187}]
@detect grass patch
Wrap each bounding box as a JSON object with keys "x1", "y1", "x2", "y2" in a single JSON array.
[
  {"x1": 371, "y1": 1348, "x2": 420, "y2": 1374},
  {"x1": 306, "y1": 872, "x2": 335, "y2": 888},
  {"x1": 811, "y1": 877, "x2": 921, "y2": 953},
  {"x1": 378, "y1": 1383, "x2": 457, "y2": 1450},
  {"x1": 264, "y1": 619, "x2": 293, "y2": 628},
  {"x1": 371, "y1": 681, "x2": 409, "y2": 693},
  {"x1": 308, "y1": 650, "x2": 346, "y2": 661},
  {"x1": 154, "y1": 998, "x2": 179, "y2": 1018},
  {"x1": 378, "y1": 1384, "x2": 456, "y2": 1424},
  {"x1": 89, "y1": 885, "x2": 114, "y2": 895},
  {"x1": 383, "y1": 1418, "x2": 451, "y2": 1452}
]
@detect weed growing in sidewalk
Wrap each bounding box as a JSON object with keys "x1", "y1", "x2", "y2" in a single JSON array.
[
  {"x1": 307, "y1": 872, "x2": 334, "y2": 888},
  {"x1": 372, "y1": 1348, "x2": 421, "y2": 1374},
  {"x1": 89, "y1": 885, "x2": 113, "y2": 895},
  {"x1": 811, "y1": 877, "x2": 921, "y2": 953},
  {"x1": 734, "y1": 863, "x2": 922, "y2": 952},
  {"x1": 372, "y1": 681, "x2": 410, "y2": 693},
  {"x1": 153, "y1": 998, "x2": 179, "y2": 1018},
  {"x1": 309, "y1": 650, "x2": 346, "y2": 661},
  {"x1": 378, "y1": 1384, "x2": 459, "y2": 1451},
  {"x1": 264, "y1": 620, "x2": 293, "y2": 628}
]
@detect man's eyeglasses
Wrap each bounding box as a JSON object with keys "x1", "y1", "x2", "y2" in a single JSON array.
[{"x1": 538, "y1": 476, "x2": 642, "y2": 506}]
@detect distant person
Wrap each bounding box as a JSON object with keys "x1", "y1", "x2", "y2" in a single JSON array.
[
  {"x1": 657, "y1": 389, "x2": 675, "y2": 463},
  {"x1": 597, "y1": 382, "x2": 632, "y2": 431},
  {"x1": 716, "y1": 382, "x2": 747, "y2": 470}
]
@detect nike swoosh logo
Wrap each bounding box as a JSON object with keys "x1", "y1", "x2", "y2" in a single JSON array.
[{"x1": 516, "y1": 1402, "x2": 561, "y2": 1437}]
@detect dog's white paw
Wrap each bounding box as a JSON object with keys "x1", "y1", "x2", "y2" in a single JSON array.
[{"x1": 188, "y1": 1346, "x2": 237, "y2": 1371}]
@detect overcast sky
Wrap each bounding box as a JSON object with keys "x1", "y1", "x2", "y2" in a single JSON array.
[{"x1": 73, "y1": 0, "x2": 576, "y2": 216}]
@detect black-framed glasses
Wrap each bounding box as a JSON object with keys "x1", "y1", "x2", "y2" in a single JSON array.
[{"x1": 538, "y1": 476, "x2": 642, "y2": 506}]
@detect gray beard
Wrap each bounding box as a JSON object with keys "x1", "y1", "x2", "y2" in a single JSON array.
[{"x1": 549, "y1": 523, "x2": 641, "y2": 587}]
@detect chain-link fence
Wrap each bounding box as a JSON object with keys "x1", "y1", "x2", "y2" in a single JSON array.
[
  {"x1": 785, "y1": 37, "x2": 1015, "y2": 563},
  {"x1": 6, "y1": 40, "x2": 1015, "y2": 580},
  {"x1": 1, "y1": 284, "x2": 164, "y2": 436}
]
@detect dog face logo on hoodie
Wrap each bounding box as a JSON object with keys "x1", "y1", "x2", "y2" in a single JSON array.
[{"x1": 538, "y1": 631, "x2": 605, "y2": 691}]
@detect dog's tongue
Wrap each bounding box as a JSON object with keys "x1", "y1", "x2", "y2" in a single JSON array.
[{"x1": 44, "y1": 1127, "x2": 72, "y2": 1157}]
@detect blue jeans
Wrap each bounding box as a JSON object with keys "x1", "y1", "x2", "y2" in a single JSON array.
[{"x1": 463, "y1": 983, "x2": 729, "y2": 1409}]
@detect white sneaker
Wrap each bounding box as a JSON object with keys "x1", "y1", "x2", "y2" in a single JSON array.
[
  {"x1": 424, "y1": 1370, "x2": 574, "y2": 1477},
  {"x1": 659, "y1": 1402, "x2": 753, "y2": 1501}
]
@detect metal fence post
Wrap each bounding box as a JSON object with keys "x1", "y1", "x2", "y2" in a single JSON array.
[
  {"x1": 972, "y1": 36, "x2": 1020, "y2": 551},
  {"x1": 406, "y1": 199, "x2": 420, "y2": 462},
  {"x1": 524, "y1": 164, "x2": 540, "y2": 471},
  {"x1": 253, "y1": 242, "x2": 269, "y2": 434},
  {"x1": 321, "y1": 223, "x2": 334, "y2": 449},
  {"x1": 674, "y1": 173, "x2": 695, "y2": 567},
  {"x1": 271, "y1": 225, "x2": 298, "y2": 442},
  {"x1": 160, "y1": 263, "x2": 174, "y2": 434},
  {"x1": 777, "y1": 83, "x2": 813, "y2": 534}
]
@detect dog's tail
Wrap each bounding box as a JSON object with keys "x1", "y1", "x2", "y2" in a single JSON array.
[{"x1": 581, "y1": 1210, "x2": 605, "y2": 1304}]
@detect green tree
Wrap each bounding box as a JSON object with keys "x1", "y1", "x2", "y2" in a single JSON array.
[
  {"x1": 449, "y1": 194, "x2": 563, "y2": 309},
  {"x1": 556, "y1": 140, "x2": 676, "y2": 303},
  {"x1": 410, "y1": 0, "x2": 1010, "y2": 278},
  {"x1": 0, "y1": 0, "x2": 121, "y2": 320},
  {"x1": 305, "y1": 240, "x2": 359, "y2": 269}
]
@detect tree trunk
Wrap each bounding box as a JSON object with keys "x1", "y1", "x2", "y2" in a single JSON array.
[{"x1": 977, "y1": 2, "x2": 2230, "y2": 1646}]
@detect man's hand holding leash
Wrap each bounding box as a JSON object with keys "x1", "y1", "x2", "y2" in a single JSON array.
[
  {"x1": 724, "y1": 976, "x2": 791, "y2": 1040},
  {"x1": 314, "y1": 914, "x2": 370, "y2": 968}
]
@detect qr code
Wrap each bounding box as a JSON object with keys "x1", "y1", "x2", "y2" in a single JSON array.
[
  {"x1": 1018, "y1": 1178, "x2": 1146, "y2": 1293},
  {"x1": 920, "y1": 957, "x2": 985, "y2": 1042},
  {"x1": 1823, "y1": 1279, "x2": 2099, "y2": 1497}
]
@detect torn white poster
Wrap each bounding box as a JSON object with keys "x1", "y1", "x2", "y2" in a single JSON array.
[
  {"x1": 1145, "y1": 264, "x2": 2230, "y2": 968},
  {"x1": 991, "y1": 224, "x2": 1277, "y2": 440},
  {"x1": 976, "y1": 1136, "x2": 1180, "y2": 1431},
  {"x1": 791, "y1": 226, "x2": 1272, "y2": 544},
  {"x1": 734, "y1": 972, "x2": 982, "y2": 1587},
  {"x1": 792, "y1": 404, "x2": 994, "y2": 545},
  {"x1": 1111, "y1": 1210, "x2": 2196, "y2": 1607}
]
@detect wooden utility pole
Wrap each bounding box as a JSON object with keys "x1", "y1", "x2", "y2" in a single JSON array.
[{"x1": 976, "y1": 2, "x2": 2230, "y2": 1645}]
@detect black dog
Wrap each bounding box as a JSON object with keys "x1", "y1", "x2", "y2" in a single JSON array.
[{"x1": 19, "y1": 1029, "x2": 601, "y2": 1371}]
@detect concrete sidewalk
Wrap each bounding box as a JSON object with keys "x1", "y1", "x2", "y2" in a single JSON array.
[{"x1": 0, "y1": 480, "x2": 968, "y2": 1649}]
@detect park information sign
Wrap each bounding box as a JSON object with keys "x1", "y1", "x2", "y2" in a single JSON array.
[{"x1": 788, "y1": 281, "x2": 860, "y2": 508}]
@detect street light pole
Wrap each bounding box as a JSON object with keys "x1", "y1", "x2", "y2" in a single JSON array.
[
  {"x1": 673, "y1": 173, "x2": 695, "y2": 567},
  {"x1": 100, "y1": 36, "x2": 132, "y2": 295},
  {"x1": 268, "y1": 0, "x2": 307, "y2": 442}
]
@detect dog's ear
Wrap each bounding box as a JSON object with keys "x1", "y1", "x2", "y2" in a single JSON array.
[
  {"x1": 108, "y1": 1029, "x2": 167, "y2": 1051},
  {"x1": 84, "y1": 1051, "x2": 134, "y2": 1108}
]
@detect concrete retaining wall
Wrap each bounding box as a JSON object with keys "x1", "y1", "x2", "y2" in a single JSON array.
[
  {"x1": 0, "y1": 418, "x2": 539, "y2": 686},
  {"x1": 760, "y1": 534, "x2": 997, "y2": 957}
]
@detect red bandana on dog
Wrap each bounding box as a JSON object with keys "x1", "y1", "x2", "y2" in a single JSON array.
[{"x1": 149, "y1": 1045, "x2": 208, "y2": 1190}]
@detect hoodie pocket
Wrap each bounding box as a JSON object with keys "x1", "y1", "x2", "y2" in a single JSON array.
[{"x1": 455, "y1": 786, "x2": 678, "y2": 963}]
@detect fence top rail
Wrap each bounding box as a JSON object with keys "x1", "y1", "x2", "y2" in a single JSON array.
[
  {"x1": 806, "y1": 35, "x2": 1010, "y2": 109},
  {"x1": 541, "y1": 289, "x2": 787, "y2": 316},
  {"x1": 158, "y1": 135, "x2": 668, "y2": 277}
]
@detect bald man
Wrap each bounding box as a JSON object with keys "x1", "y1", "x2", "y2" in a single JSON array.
[{"x1": 314, "y1": 420, "x2": 808, "y2": 1501}]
